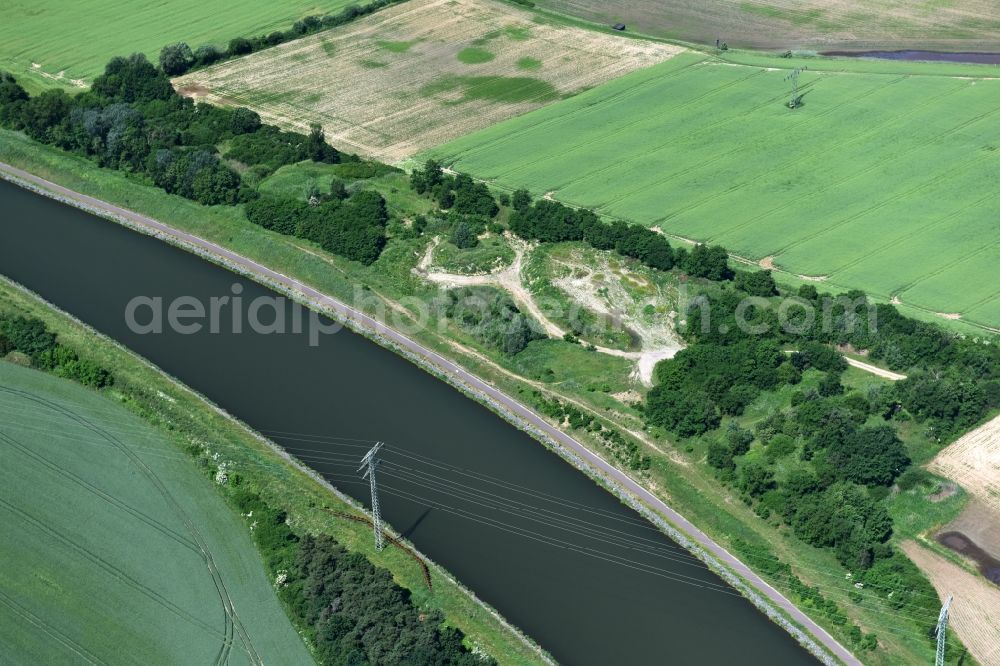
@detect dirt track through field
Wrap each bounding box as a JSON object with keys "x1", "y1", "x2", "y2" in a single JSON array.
[{"x1": 174, "y1": 0, "x2": 682, "y2": 162}]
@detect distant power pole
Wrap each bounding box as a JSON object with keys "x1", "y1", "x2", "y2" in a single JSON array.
[
  {"x1": 934, "y1": 595, "x2": 953, "y2": 666},
  {"x1": 785, "y1": 66, "x2": 807, "y2": 109},
  {"x1": 359, "y1": 442, "x2": 385, "y2": 551}
]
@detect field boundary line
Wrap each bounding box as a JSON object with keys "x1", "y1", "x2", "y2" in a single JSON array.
[
  {"x1": 491, "y1": 67, "x2": 768, "y2": 183},
  {"x1": 692, "y1": 90, "x2": 1000, "y2": 245},
  {"x1": 645, "y1": 75, "x2": 968, "y2": 231},
  {"x1": 583, "y1": 72, "x2": 897, "y2": 211},
  {"x1": 435, "y1": 56, "x2": 711, "y2": 163}
]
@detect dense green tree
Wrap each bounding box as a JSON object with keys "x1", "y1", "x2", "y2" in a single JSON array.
[
  {"x1": 0, "y1": 72, "x2": 27, "y2": 105},
  {"x1": 0, "y1": 72, "x2": 28, "y2": 127},
  {"x1": 830, "y1": 425, "x2": 910, "y2": 487},
  {"x1": 818, "y1": 371, "x2": 845, "y2": 397},
  {"x1": 0, "y1": 316, "x2": 113, "y2": 387},
  {"x1": 228, "y1": 37, "x2": 253, "y2": 55},
  {"x1": 792, "y1": 341, "x2": 848, "y2": 373},
  {"x1": 450, "y1": 221, "x2": 479, "y2": 249},
  {"x1": 511, "y1": 188, "x2": 532, "y2": 211},
  {"x1": 719, "y1": 384, "x2": 760, "y2": 416},
  {"x1": 306, "y1": 123, "x2": 340, "y2": 163},
  {"x1": 798, "y1": 284, "x2": 819, "y2": 301},
  {"x1": 445, "y1": 287, "x2": 542, "y2": 355},
  {"x1": 245, "y1": 197, "x2": 309, "y2": 235},
  {"x1": 159, "y1": 42, "x2": 194, "y2": 75},
  {"x1": 410, "y1": 159, "x2": 443, "y2": 194},
  {"x1": 738, "y1": 461, "x2": 775, "y2": 498},
  {"x1": 645, "y1": 387, "x2": 720, "y2": 437},
  {"x1": 412, "y1": 214, "x2": 427, "y2": 235},
  {"x1": 726, "y1": 422, "x2": 754, "y2": 455},
  {"x1": 682, "y1": 244, "x2": 732, "y2": 280},
  {"x1": 91, "y1": 53, "x2": 174, "y2": 103},
  {"x1": 790, "y1": 482, "x2": 892, "y2": 570},
  {"x1": 230, "y1": 107, "x2": 261, "y2": 134},
  {"x1": 449, "y1": 173, "x2": 498, "y2": 217},
  {"x1": 0, "y1": 316, "x2": 56, "y2": 358},
  {"x1": 193, "y1": 44, "x2": 223, "y2": 67},
  {"x1": 21, "y1": 89, "x2": 72, "y2": 141},
  {"x1": 896, "y1": 371, "x2": 991, "y2": 436},
  {"x1": 707, "y1": 440, "x2": 735, "y2": 471},
  {"x1": 735, "y1": 269, "x2": 778, "y2": 297},
  {"x1": 225, "y1": 126, "x2": 321, "y2": 172}
]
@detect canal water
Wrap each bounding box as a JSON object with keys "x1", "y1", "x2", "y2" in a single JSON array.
[{"x1": 0, "y1": 179, "x2": 814, "y2": 665}]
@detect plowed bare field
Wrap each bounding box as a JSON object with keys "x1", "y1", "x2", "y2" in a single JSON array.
[
  {"x1": 175, "y1": 0, "x2": 682, "y2": 162},
  {"x1": 535, "y1": 0, "x2": 1000, "y2": 51},
  {"x1": 902, "y1": 541, "x2": 1000, "y2": 666},
  {"x1": 931, "y1": 414, "x2": 1000, "y2": 514}
]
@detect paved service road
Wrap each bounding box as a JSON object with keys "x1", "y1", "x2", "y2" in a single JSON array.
[{"x1": 1, "y1": 162, "x2": 860, "y2": 666}]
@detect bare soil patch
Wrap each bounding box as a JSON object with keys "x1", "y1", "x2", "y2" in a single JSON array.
[
  {"x1": 928, "y1": 481, "x2": 959, "y2": 503},
  {"x1": 535, "y1": 0, "x2": 1000, "y2": 52},
  {"x1": 419, "y1": 239, "x2": 683, "y2": 385},
  {"x1": 931, "y1": 414, "x2": 1000, "y2": 515},
  {"x1": 936, "y1": 531, "x2": 1000, "y2": 585},
  {"x1": 902, "y1": 541, "x2": 1000, "y2": 666},
  {"x1": 943, "y1": 499, "x2": 1000, "y2": 562},
  {"x1": 174, "y1": 0, "x2": 682, "y2": 162}
]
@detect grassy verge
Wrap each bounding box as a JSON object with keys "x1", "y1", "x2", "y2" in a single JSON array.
[{"x1": 0, "y1": 276, "x2": 548, "y2": 665}]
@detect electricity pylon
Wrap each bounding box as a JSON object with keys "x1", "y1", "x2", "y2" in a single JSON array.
[
  {"x1": 785, "y1": 67, "x2": 807, "y2": 109},
  {"x1": 934, "y1": 594, "x2": 953, "y2": 666},
  {"x1": 359, "y1": 442, "x2": 385, "y2": 551}
]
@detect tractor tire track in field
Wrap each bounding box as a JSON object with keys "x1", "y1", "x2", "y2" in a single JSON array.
[
  {"x1": 0, "y1": 387, "x2": 261, "y2": 666},
  {"x1": 0, "y1": 430, "x2": 202, "y2": 555},
  {"x1": 0, "y1": 497, "x2": 238, "y2": 651},
  {"x1": 0, "y1": 589, "x2": 106, "y2": 665},
  {"x1": 579, "y1": 71, "x2": 894, "y2": 210},
  {"x1": 492, "y1": 67, "x2": 769, "y2": 185},
  {"x1": 690, "y1": 87, "x2": 1000, "y2": 247},
  {"x1": 763, "y1": 149, "x2": 997, "y2": 258},
  {"x1": 814, "y1": 188, "x2": 1000, "y2": 278},
  {"x1": 894, "y1": 239, "x2": 1000, "y2": 313},
  {"x1": 627, "y1": 74, "x2": 962, "y2": 225},
  {"x1": 503, "y1": 70, "x2": 836, "y2": 197},
  {"x1": 437, "y1": 56, "x2": 710, "y2": 165}
]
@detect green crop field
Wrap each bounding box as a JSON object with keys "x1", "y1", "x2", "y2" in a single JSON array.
[
  {"x1": 425, "y1": 51, "x2": 1000, "y2": 330},
  {"x1": 0, "y1": 362, "x2": 311, "y2": 664},
  {"x1": 0, "y1": 0, "x2": 360, "y2": 92}
]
